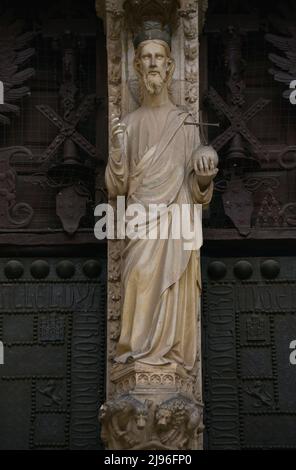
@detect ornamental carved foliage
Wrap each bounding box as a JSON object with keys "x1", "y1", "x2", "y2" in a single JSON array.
[
  {"x1": 99, "y1": 394, "x2": 203, "y2": 450},
  {"x1": 179, "y1": 2, "x2": 200, "y2": 116},
  {"x1": 0, "y1": 14, "x2": 35, "y2": 228},
  {"x1": 0, "y1": 14, "x2": 35, "y2": 125},
  {"x1": 265, "y1": 1, "x2": 296, "y2": 100},
  {"x1": 264, "y1": 3, "x2": 296, "y2": 223},
  {"x1": 105, "y1": 1, "x2": 124, "y2": 119},
  {"x1": 0, "y1": 147, "x2": 34, "y2": 228}
]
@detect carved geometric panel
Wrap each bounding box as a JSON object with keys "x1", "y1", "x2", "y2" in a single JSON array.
[
  {"x1": 202, "y1": 256, "x2": 296, "y2": 449},
  {"x1": 0, "y1": 256, "x2": 106, "y2": 450}
]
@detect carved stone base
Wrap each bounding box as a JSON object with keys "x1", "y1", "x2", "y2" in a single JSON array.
[
  {"x1": 111, "y1": 362, "x2": 196, "y2": 397},
  {"x1": 99, "y1": 363, "x2": 204, "y2": 450}
]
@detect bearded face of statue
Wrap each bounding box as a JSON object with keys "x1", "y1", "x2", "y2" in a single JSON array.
[{"x1": 135, "y1": 41, "x2": 173, "y2": 96}]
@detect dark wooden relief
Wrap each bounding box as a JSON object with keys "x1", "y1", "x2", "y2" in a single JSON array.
[
  {"x1": 0, "y1": 0, "x2": 107, "y2": 237},
  {"x1": 202, "y1": 256, "x2": 296, "y2": 450},
  {"x1": 0, "y1": 2, "x2": 107, "y2": 450},
  {"x1": 202, "y1": 0, "x2": 296, "y2": 240},
  {"x1": 0, "y1": 256, "x2": 106, "y2": 450},
  {"x1": 0, "y1": 12, "x2": 35, "y2": 230},
  {"x1": 202, "y1": 0, "x2": 296, "y2": 451},
  {"x1": 265, "y1": 1, "x2": 296, "y2": 101},
  {"x1": 0, "y1": 12, "x2": 35, "y2": 126},
  {"x1": 0, "y1": 147, "x2": 34, "y2": 228}
]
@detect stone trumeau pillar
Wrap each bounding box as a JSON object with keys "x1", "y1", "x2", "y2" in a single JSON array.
[{"x1": 96, "y1": 0, "x2": 209, "y2": 450}]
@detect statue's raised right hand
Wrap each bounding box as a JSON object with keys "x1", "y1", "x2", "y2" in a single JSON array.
[{"x1": 111, "y1": 116, "x2": 126, "y2": 150}]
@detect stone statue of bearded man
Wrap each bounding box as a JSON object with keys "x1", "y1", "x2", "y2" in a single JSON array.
[{"x1": 106, "y1": 22, "x2": 218, "y2": 372}]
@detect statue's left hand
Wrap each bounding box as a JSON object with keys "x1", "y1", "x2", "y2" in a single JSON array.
[{"x1": 193, "y1": 145, "x2": 218, "y2": 190}]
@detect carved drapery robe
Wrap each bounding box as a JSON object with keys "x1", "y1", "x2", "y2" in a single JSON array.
[{"x1": 106, "y1": 103, "x2": 213, "y2": 371}]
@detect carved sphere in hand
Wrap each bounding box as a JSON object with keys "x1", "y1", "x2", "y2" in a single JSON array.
[{"x1": 195, "y1": 145, "x2": 219, "y2": 167}]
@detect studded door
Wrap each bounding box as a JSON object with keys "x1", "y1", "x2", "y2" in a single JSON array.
[
  {"x1": 0, "y1": 256, "x2": 106, "y2": 450},
  {"x1": 0, "y1": 0, "x2": 108, "y2": 449},
  {"x1": 202, "y1": 256, "x2": 296, "y2": 450}
]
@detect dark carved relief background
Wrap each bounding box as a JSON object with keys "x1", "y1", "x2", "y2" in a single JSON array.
[
  {"x1": 201, "y1": 0, "x2": 296, "y2": 450},
  {"x1": 0, "y1": 0, "x2": 108, "y2": 450},
  {"x1": 202, "y1": 256, "x2": 296, "y2": 450},
  {"x1": 0, "y1": 0, "x2": 107, "y2": 235},
  {"x1": 202, "y1": 0, "x2": 296, "y2": 239},
  {"x1": 0, "y1": 256, "x2": 106, "y2": 450}
]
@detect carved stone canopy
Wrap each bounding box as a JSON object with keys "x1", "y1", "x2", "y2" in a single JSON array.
[{"x1": 96, "y1": 1, "x2": 210, "y2": 31}]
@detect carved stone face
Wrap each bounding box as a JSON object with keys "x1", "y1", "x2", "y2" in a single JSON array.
[
  {"x1": 135, "y1": 412, "x2": 147, "y2": 430},
  {"x1": 155, "y1": 408, "x2": 172, "y2": 429},
  {"x1": 138, "y1": 41, "x2": 171, "y2": 95}
]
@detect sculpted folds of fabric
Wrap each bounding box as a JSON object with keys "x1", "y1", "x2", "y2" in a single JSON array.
[{"x1": 106, "y1": 103, "x2": 213, "y2": 371}]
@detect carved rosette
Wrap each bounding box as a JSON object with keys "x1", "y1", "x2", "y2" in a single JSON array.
[{"x1": 96, "y1": 0, "x2": 208, "y2": 450}]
